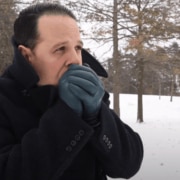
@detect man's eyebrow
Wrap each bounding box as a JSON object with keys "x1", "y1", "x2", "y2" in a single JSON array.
[{"x1": 52, "y1": 40, "x2": 84, "y2": 49}]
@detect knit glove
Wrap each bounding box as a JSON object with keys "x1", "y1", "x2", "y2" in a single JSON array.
[{"x1": 58, "y1": 64, "x2": 104, "y2": 124}]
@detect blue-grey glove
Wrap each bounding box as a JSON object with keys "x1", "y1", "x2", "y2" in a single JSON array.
[{"x1": 58, "y1": 64, "x2": 104, "y2": 119}]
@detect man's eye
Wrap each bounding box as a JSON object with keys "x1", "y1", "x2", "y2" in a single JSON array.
[
  {"x1": 55, "y1": 47, "x2": 65, "y2": 52},
  {"x1": 76, "y1": 46, "x2": 82, "y2": 51}
]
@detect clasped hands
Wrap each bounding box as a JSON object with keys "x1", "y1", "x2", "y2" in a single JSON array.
[{"x1": 59, "y1": 64, "x2": 105, "y2": 123}]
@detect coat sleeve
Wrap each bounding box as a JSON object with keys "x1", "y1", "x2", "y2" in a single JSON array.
[
  {"x1": 90, "y1": 98, "x2": 144, "y2": 179},
  {"x1": 0, "y1": 95, "x2": 94, "y2": 180}
]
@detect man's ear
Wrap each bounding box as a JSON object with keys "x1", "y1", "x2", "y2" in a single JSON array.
[{"x1": 18, "y1": 45, "x2": 33, "y2": 62}]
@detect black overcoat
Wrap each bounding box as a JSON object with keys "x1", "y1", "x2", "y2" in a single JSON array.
[{"x1": 0, "y1": 43, "x2": 143, "y2": 180}]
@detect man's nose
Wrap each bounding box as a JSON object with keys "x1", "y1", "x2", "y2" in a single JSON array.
[{"x1": 65, "y1": 49, "x2": 82, "y2": 66}]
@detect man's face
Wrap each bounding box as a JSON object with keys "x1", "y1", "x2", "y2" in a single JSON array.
[{"x1": 21, "y1": 15, "x2": 83, "y2": 86}]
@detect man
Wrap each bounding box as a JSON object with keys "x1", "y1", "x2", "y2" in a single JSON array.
[{"x1": 0, "y1": 3, "x2": 143, "y2": 180}]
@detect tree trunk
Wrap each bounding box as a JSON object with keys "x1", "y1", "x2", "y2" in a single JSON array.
[
  {"x1": 158, "y1": 77, "x2": 162, "y2": 100},
  {"x1": 112, "y1": 0, "x2": 120, "y2": 116},
  {"x1": 170, "y1": 74, "x2": 175, "y2": 102},
  {"x1": 137, "y1": 57, "x2": 144, "y2": 123},
  {"x1": 0, "y1": 0, "x2": 16, "y2": 74},
  {"x1": 136, "y1": 1, "x2": 144, "y2": 123}
]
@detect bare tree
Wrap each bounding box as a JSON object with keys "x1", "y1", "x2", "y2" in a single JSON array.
[
  {"x1": 122, "y1": 0, "x2": 179, "y2": 122},
  {"x1": 60, "y1": 0, "x2": 126, "y2": 117},
  {"x1": 165, "y1": 42, "x2": 180, "y2": 100},
  {"x1": 111, "y1": 0, "x2": 121, "y2": 116}
]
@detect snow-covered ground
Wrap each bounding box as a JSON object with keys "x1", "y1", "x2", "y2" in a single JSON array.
[{"x1": 108, "y1": 94, "x2": 180, "y2": 180}]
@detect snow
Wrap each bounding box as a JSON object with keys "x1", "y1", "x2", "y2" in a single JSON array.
[{"x1": 108, "y1": 94, "x2": 180, "y2": 180}]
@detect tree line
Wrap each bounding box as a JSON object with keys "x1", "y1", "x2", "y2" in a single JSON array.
[{"x1": 0, "y1": 0, "x2": 180, "y2": 122}]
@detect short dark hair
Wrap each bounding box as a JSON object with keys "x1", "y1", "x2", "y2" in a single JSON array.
[{"x1": 13, "y1": 3, "x2": 77, "y2": 49}]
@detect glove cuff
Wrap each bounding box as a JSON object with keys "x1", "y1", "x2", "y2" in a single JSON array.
[{"x1": 84, "y1": 116, "x2": 100, "y2": 128}]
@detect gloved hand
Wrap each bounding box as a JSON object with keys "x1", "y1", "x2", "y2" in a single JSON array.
[{"x1": 58, "y1": 64, "x2": 105, "y2": 120}]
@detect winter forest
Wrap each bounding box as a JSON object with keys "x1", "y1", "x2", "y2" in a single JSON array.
[{"x1": 0, "y1": 0, "x2": 180, "y2": 122}]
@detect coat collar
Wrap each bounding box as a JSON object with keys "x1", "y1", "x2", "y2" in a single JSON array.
[
  {"x1": 7, "y1": 38, "x2": 39, "y2": 90},
  {"x1": 82, "y1": 49, "x2": 108, "y2": 78}
]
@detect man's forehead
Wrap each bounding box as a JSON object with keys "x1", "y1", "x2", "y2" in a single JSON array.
[{"x1": 35, "y1": 15, "x2": 81, "y2": 46}]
